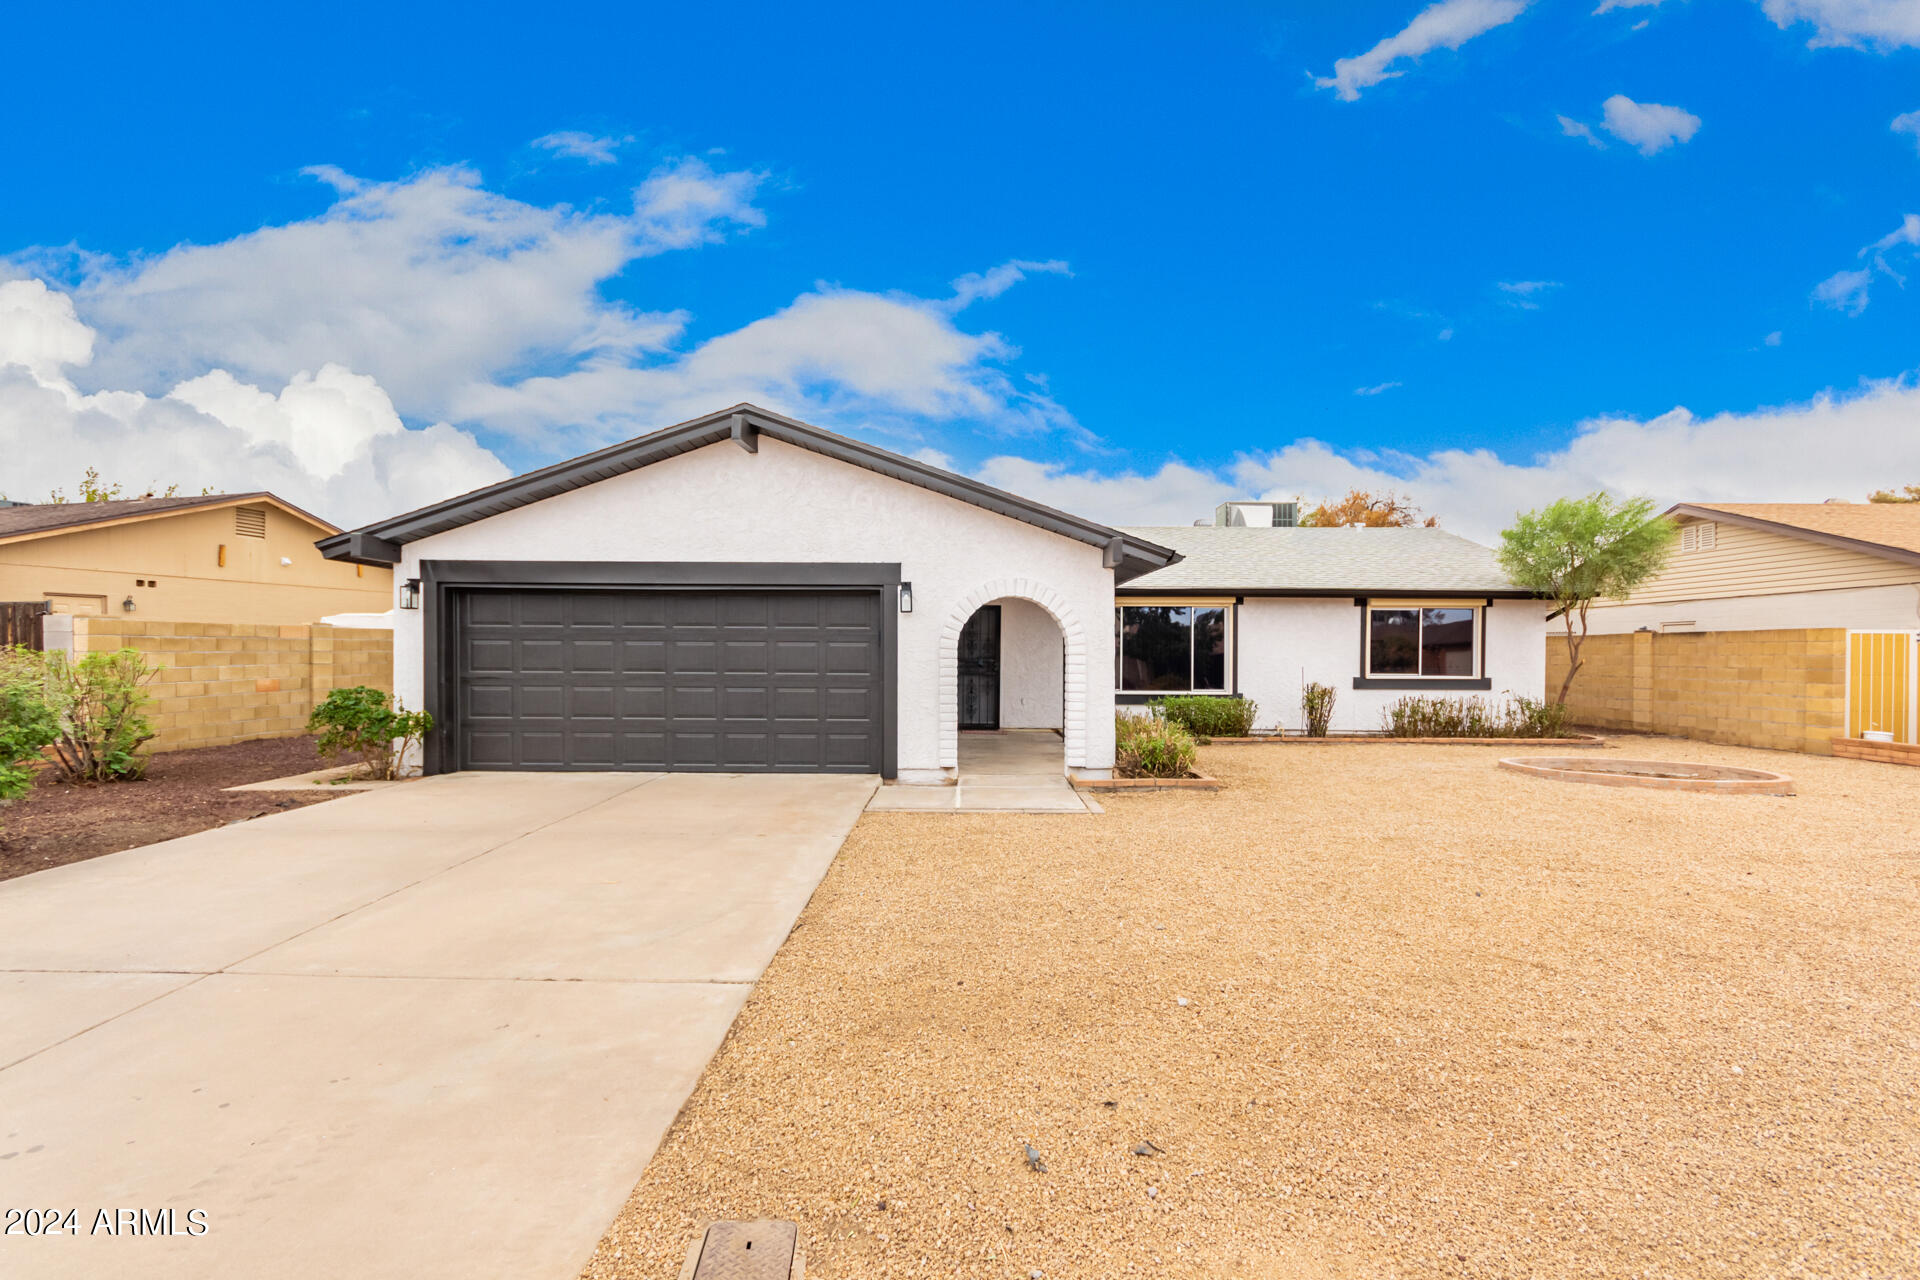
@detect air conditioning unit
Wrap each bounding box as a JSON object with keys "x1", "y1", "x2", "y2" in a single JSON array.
[{"x1": 1214, "y1": 500, "x2": 1298, "y2": 528}]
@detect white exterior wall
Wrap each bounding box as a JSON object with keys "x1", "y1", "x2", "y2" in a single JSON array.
[
  {"x1": 1585, "y1": 583, "x2": 1920, "y2": 635},
  {"x1": 992, "y1": 596, "x2": 1065, "y2": 729},
  {"x1": 388, "y1": 437, "x2": 1115, "y2": 778},
  {"x1": 1232, "y1": 597, "x2": 1550, "y2": 734}
]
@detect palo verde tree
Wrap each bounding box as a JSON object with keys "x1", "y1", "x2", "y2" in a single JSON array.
[
  {"x1": 1497, "y1": 493, "x2": 1678, "y2": 705},
  {"x1": 1299, "y1": 488, "x2": 1438, "y2": 527}
]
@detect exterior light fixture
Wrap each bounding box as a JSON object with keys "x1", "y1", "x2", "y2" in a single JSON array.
[
  {"x1": 898, "y1": 581, "x2": 913, "y2": 614},
  {"x1": 121, "y1": 596, "x2": 136, "y2": 613},
  {"x1": 398, "y1": 578, "x2": 421, "y2": 610}
]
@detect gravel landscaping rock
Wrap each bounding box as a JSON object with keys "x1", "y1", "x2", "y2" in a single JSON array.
[{"x1": 582, "y1": 735, "x2": 1919, "y2": 1279}]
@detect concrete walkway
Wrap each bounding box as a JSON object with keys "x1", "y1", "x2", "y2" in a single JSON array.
[
  {"x1": 866, "y1": 729, "x2": 1090, "y2": 812},
  {"x1": 0, "y1": 770, "x2": 875, "y2": 1280}
]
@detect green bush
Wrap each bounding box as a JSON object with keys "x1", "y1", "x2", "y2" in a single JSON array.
[
  {"x1": 40, "y1": 648, "x2": 160, "y2": 782},
  {"x1": 1150, "y1": 695, "x2": 1256, "y2": 738},
  {"x1": 308, "y1": 686, "x2": 433, "y2": 780},
  {"x1": 0, "y1": 647, "x2": 60, "y2": 810},
  {"x1": 1381, "y1": 693, "x2": 1574, "y2": 739},
  {"x1": 1300, "y1": 682, "x2": 1336, "y2": 737},
  {"x1": 1115, "y1": 711, "x2": 1198, "y2": 778}
]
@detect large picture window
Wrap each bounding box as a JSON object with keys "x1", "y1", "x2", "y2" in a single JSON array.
[
  {"x1": 1116, "y1": 605, "x2": 1227, "y2": 693},
  {"x1": 1367, "y1": 605, "x2": 1478, "y2": 678}
]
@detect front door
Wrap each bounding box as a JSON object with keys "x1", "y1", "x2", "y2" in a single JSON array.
[{"x1": 957, "y1": 605, "x2": 1001, "y2": 730}]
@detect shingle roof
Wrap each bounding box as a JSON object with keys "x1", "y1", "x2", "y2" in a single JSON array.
[
  {"x1": 0, "y1": 493, "x2": 336, "y2": 542},
  {"x1": 1116, "y1": 525, "x2": 1529, "y2": 595},
  {"x1": 1675, "y1": 502, "x2": 1920, "y2": 561}
]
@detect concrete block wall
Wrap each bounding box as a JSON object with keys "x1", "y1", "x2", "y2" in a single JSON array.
[
  {"x1": 1548, "y1": 627, "x2": 1846, "y2": 755},
  {"x1": 73, "y1": 619, "x2": 394, "y2": 752}
]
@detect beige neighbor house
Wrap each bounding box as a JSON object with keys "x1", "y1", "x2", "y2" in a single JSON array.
[
  {"x1": 1555, "y1": 502, "x2": 1920, "y2": 759},
  {"x1": 0, "y1": 493, "x2": 391, "y2": 625}
]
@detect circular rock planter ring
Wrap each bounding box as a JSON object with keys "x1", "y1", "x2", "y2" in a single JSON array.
[{"x1": 1498, "y1": 757, "x2": 1794, "y2": 795}]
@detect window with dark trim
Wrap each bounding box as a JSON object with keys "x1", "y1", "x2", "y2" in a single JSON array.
[
  {"x1": 1115, "y1": 605, "x2": 1228, "y2": 693},
  {"x1": 1366, "y1": 605, "x2": 1479, "y2": 678}
]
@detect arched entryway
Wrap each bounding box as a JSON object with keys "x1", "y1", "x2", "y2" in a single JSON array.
[{"x1": 939, "y1": 580, "x2": 1087, "y2": 774}]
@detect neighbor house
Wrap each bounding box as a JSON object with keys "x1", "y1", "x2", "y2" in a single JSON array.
[
  {"x1": 319, "y1": 404, "x2": 1545, "y2": 778},
  {"x1": 0, "y1": 493, "x2": 391, "y2": 626},
  {"x1": 1558, "y1": 501, "x2": 1920, "y2": 755}
]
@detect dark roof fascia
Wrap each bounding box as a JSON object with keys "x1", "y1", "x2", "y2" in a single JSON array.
[
  {"x1": 1666, "y1": 503, "x2": 1920, "y2": 570},
  {"x1": 319, "y1": 404, "x2": 1180, "y2": 579},
  {"x1": 1117, "y1": 586, "x2": 1538, "y2": 599}
]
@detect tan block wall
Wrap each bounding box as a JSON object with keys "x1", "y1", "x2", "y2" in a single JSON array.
[
  {"x1": 1548, "y1": 627, "x2": 1846, "y2": 755},
  {"x1": 73, "y1": 619, "x2": 393, "y2": 752}
]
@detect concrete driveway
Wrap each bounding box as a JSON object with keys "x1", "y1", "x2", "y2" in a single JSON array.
[{"x1": 0, "y1": 770, "x2": 875, "y2": 1280}]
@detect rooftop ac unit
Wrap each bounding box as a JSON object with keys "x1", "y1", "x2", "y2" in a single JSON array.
[{"x1": 1214, "y1": 500, "x2": 1298, "y2": 528}]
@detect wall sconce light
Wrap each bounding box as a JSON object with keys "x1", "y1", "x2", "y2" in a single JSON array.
[
  {"x1": 398, "y1": 578, "x2": 421, "y2": 610},
  {"x1": 280, "y1": 556, "x2": 294, "y2": 567},
  {"x1": 121, "y1": 596, "x2": 136, "y2": 613},
  {"x1": 898, "y1": 581, "x2": 913, "y2": 614}
]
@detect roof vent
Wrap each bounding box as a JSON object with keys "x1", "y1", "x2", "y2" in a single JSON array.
[
  {"x1": 1214, "y1": 500, "x2": 1298, "y2": 528},
  {"x1": 235, "y1": 505, "x2": 268, "y2": 538}
]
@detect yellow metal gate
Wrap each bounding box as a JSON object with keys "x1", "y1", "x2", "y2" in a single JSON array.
[{"x1": 1847, "y1": 631, "x2": 1919, "y2": 742}]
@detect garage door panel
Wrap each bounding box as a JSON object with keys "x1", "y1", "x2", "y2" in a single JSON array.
[{"x1": 456, "y1": 587, "x2": 881, "y2": 773}]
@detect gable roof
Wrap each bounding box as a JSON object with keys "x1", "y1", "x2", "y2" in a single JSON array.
[
  {"x1": 1117, "y1": 525, "x2": 1531, "y2": 596},
  {"x1": 1670, "y1": 502, "x2": 1920, "y2": 567},
  {"x1": 0, "y1": 492, "x2": 339, "y2": 547},
  {"x1": 318, "y1": 403, "x2": 1181, "y2": 582}
]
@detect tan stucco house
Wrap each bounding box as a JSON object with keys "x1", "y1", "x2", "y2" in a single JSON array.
[{"x1": 0, "y1": 492, "x2": 391, "y2": 626}]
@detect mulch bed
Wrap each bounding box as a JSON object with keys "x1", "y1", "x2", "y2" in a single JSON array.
[{"x1": 0, "y1": 736, "x2": 344, "y2": 882}]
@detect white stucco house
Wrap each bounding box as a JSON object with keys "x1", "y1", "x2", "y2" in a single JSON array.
[{"x1": 320, "y1": 404, "x2": 1546, "y2": 778}]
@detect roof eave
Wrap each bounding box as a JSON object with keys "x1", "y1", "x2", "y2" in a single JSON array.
[
  {"x1": 320, "y1": 404, "x2": 1180, "y2": 572},
  {"x1": 1668, "y1": 503, "x2": 1920, "y2": 569}
]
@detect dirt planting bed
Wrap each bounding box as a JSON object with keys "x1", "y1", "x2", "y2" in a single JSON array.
[
  {"x1": 584, "y1": 735, "x2": 1919, "y2": 1279},
  {"x1": 0, "y1": 736, "x2": 343, "y2": 881}
]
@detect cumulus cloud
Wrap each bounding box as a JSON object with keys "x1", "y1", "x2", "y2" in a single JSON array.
[
  {"x1": 1763, "y1": 0, "x2": 1920, "y2": 50},
  {"x1": 1600, "y1": 95, "x2": 1701, "y2": 154},
  {"x1": 532, "y1": 131, "x2": 630, "y2": 164},
  {"x1": 15, "y1": 158, "x2": 765, "y2": 425},
  {"x1": 972, "y1": 376, "x2": 1920, "y2": 543},
  {"x1": 0, "y1": 279, "x2": 508, "y2": 524},
  {"x1": 1814, "y1": 213, "x2": 1920, "y2": 314},
  {"x1": 1896, "y1": 109, "x2": 1920, "y2": 152},
  {"x1": 1314, "y1": 0, "x2": 1528, "y2": 102}
]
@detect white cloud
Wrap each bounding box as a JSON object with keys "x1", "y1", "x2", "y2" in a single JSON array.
[
  {"x1": 972, "y1": 375, "x2": 1920, "y2": 544},
  {"x1": 19, "y1": 158, "x2": 765, "y2": 426},
  {"x1": 1355, "y1": 381, "x2": 1403, "y2": 396},
  {"x1": 1558, "y1": 114, "x2": 1605, "y2": 147},
  {"x1": 1600, "y1": 95, "x2": 1701, "y2": 154},
  {"x1": 532, "y1": 131, "x2": 630, "y2": 165},
  {"x1": 1594, "y1": 0, "x2": 1664, "y2": 11},
  {"x1": 0, "y1": 279, "x2": 508, "y2": 524},
  {"x1": 1813, "y1": 213, "x2": 1920, "y2": 313},
  {"x1": 1762, "y1": 0, "x2": 1920, "y2": 50},
  {"x1": 1763, "y1": 330, "x2": 1784, "y2": 345},
  {"x1": 1497, "y1": 280, "x2": 1562, "y2": 308},
  {"x1": 1314, "y1": 0, "x2": 1528, "y2": 102},
  {"x1": 1895, "y1": 109, "x2": 1920, "y2": 152},
  {"x1": 947, "y1": 260, "x2": 1071, "y2": 310}
]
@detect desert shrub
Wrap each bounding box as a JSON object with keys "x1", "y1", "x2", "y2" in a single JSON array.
[
  {"x1": 1115, "y1": 710, "x2": 1198, "y2": 778},
  {"x1": 1382, "y1": 693, "x2": 1574, "y2": 739},
  {"x1": 39, "y1": 648, "x2": 160, "y2": 782},
  {"x1": 1300, "y1": 682, "x2": 1336, "y2": 737},
  {"x1": 308, "y1": 686, "x2": 433, "y2": 780},
  {"x1": 0, "y1": 647, "x2": 60, "y2": 808},
  {"x1": 1150, "y1": 695, "x2": 1256, "y2": 739}
]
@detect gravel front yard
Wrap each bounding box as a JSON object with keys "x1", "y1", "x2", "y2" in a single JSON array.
[{"x1": 584, "y1": 737, "x2": 1919, "y2": 1279}]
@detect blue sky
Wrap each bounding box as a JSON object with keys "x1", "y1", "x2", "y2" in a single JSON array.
[{"x1": 2, "y1": 0, "x2": 1916, "y2": 538}]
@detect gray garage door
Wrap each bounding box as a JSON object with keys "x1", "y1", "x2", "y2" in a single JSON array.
[{"x1": 454, "y1": 588, "x2": 883, "y2": 772}]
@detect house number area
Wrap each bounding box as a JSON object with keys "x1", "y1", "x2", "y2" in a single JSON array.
[{"x1": 4, "y1": 1207, "x2": 209, "y2": 1236}]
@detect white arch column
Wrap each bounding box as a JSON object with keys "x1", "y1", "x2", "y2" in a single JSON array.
[{"x1": 938, "y1": 577, "x2": 1088, "y2": 771}]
